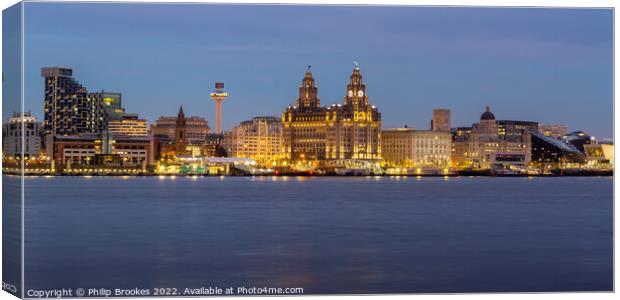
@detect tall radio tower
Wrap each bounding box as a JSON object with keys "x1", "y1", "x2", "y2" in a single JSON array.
[{"x1": 210, "y1": 82, "x2": 228, "y2": 134}]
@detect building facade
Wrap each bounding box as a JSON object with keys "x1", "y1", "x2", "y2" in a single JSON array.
[
  {"x1": 202, "y1": 133, "x2": 227, "y2": 158},
  {"x1": 150, "y1": 114, "x2": 210, "y2": 143},
  {"x1": 151, "y1": 106, "x2": 215, "y2": 159},
  {"x1": 431, "y1": 109, "x2": 451, "y2": 132},
  {"x1": 2, "y1": 112, "x2": 43, "y2": 159},
  {"x1": 282, "y1": 66, "x2": 381, "y2": 165},
  {"x1": 562, "y1": 131, "x2": 594, "y2": 153},
  {"x1": 222, "y1": 116, "x2": 282, "y2": 165},
  {"x1": 584, "y1": 142, "x2": 614, "y2": 168},
  {"x1": 42, "y1": 67, "x2": 144, "y2": 137},
  {"x1": 539, "y1": 124, "x2": 568, "y2": 139},
  {"x1": 530, "y1": 130, "x2": 585, "y2": 169},
  {"x1": 174, "y1": 106, "x2": 189, "y2": 154},
  {"x1": 47, "y1": 133, "x2": 151, "y2": 167},
  {"x1": 497, "y1": 120, "x2": 539, "y2": 139},
  {"x1": 88, "y1": 91, "x2": 125, "y2": 123},
  {"x1": 42, "y1": 67, "x2": 104, "y2": 135},
  {"x1": 452, "y1": 106, "x2": 532, "y2": 169},
  {"x1": 107, "y1": 114, "x2": 148, "y2": 136},
  {"x1": 381, "y1": 127, "x2": 451, "y2": 168}
]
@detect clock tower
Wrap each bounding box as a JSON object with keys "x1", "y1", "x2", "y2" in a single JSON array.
[
  {"x1": 344, "y1": 64, "x2": 368, "y2": 109},
  {"x1": 282, "y1": 63, "x2": 381, "y2": 164}
]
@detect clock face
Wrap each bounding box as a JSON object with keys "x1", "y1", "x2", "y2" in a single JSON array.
[
  {"x1": 348, "y1": 90, "x2": 353, "y2": 97},
  {"x1": 358, "y1": 90, "x2": 364, "y2": 97}
]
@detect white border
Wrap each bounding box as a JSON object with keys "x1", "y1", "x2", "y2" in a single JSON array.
[
  {"x1": 1, "y1": 1, "x2": 616, "y2": 300},
  {"x1": 20, "y1": 1, "x2": 24, "y2": 298}
]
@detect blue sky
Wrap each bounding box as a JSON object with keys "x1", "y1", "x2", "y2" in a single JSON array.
[{"x1": 19, "y1": 3, "x2": 613, "y2": 137}]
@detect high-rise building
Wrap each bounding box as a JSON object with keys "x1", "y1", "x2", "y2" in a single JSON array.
[
  {"x1": 452, "y1": 106, "x2": 532, "y2": 170},
  {"x1": 42, "y1": 67, "x2": 104, "y2": 135},
  {"x1": 89, "y1": 91, "x2": 125, "y2": 122},
  {"x1": 431, "y1": 109, "x2": 451, "y2": 132},
  {"x1": 381, "y1": 127, "x2": 451, "y2": 168},
  {"x1": 282, "y1": 65, "x2": 381, "y2": 164},
  {"x1": 42, "y1": 67, "x2": 139, "y2": 136},
  {"x1": 107, "y1": 114, "x2": 148, "y2": 137},
  {"x1": 2, "y1": 112, "x2": 43, "y2": 159},
  {"x1": 222, "y1": 116, "x2": 282, "y2": 165}
]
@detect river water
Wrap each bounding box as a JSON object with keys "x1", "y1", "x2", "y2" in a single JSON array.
[{"x1": 12, "y1": 176, "x2": 613, "y2": 294}]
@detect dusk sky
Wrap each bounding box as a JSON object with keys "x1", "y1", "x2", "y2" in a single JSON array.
[{"x1": 17, "y1": 3, "x2": 613, "y2": 137}]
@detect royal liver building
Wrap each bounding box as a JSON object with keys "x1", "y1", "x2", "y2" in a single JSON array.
[{"x1": 282, "y1": 65, "x2": 382, "y2": 165}]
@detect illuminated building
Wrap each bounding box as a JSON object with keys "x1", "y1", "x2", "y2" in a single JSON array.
[
  {"x1": 85, "y1": 91, "x2": 151, "y2": 137},
  {"x1": 202, "y1": 133, "x2": 227, "y2": 158},
  {"x1": 452, "y1": 106, "x2": 532, "y2": 170},
  {"x1": 150, "y1": 114, "x2": 210, "y2": 143},
  {"x1": 530, "y1": 130, "x2": 585, "y2": 169},
  {"x1": 584, "y1": 142, "x2": 614, "y2": 168},
  {"x1": 204, "y1": 157, "x2": 259, "y2": 176},
  {"x1": 47, "y1": 132, "x2": 151, "y2": 168},
  {"x1": 174, "y1": 106, "x2": 189, "y2": 154},
  {"x1": 222, "y1": 116, "x2": 282, "y2": 165},
  {"x1": 562, "y1": 131, "x2": 595, "y2": 153},
  {"x1": 539, "y1": 124, "x2": 568, "y2": 138},
  {"x1": 88, "y1": 91, "x2": 124, "y2": 122},
  {"x1": 2, "y1": 112, "x2": 43, "y2": 159},
  {"x1": 497, "y1": 120, "x2": 538, "y2": 140},
  {"x1": 42, "y1": 67, "x2": 103, "y2": 135},
  {"x1": 282, "y1": 65, "x2": 381, "y2": 165},
  {"x1": 381, "y1": 127, "x2": 451, "y2": 168},
  {"x1": 151, "y1": 106, "x2": 211, "y2": 159},
  {"x1": 42, "y1": 67, "x2": 144, "y2": 137},
  {"x1": 431, "y1": 109, "x2": 451, "y2": 132},
  {"x1": 210, "y1": 82, "x2": 228, "y2": 133},
  {"x1": 107, "y1": 114, "x2": 148, "y2": 136},
  {"x1": 153, "y1": 106, "x2": 190, "y2": 158}
]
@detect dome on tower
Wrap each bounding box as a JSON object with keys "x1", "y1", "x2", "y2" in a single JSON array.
[
  {"x1": 301, "y1": 65, "x2": 316, "y2": 87},
  {"x1": 480, "y1": 105, "x2": 495, "y2": 121}
]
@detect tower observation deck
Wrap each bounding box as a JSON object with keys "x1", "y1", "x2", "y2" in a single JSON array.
[{"x1": 210, "y1": 82, "x2": 228, "y2": 134}]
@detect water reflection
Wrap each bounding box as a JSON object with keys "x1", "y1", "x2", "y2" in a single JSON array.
[{"x1": 20, "y1": 176, "x2": 613, "y2": 293}]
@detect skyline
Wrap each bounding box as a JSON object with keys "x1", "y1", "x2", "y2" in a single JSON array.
[{"x1": 13, "y1": 3, "x2": 614, "y2": 137}]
